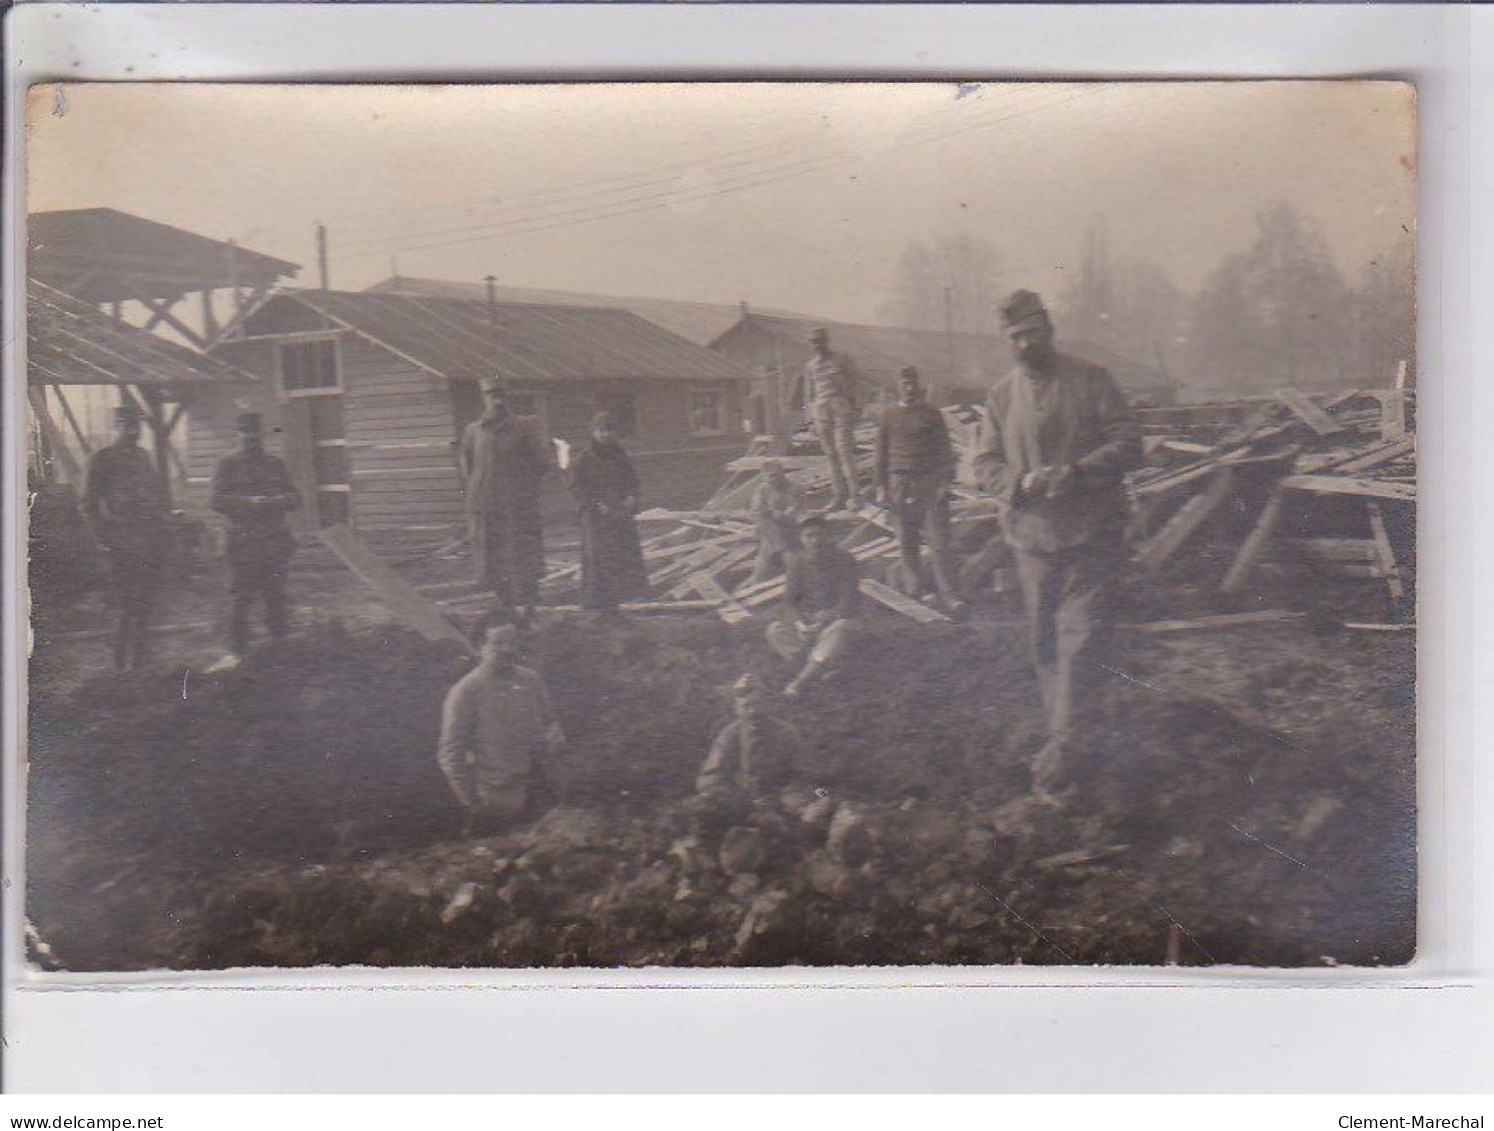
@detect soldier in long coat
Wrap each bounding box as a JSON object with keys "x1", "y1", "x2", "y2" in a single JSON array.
[
  {"x1": 568, "y1": 411, "x2": 648, "y2": 617},
  {"x1": 457, "y1": 376, "x2": 551, "y2": 619},
  {"x1": 83, "y1": 403, "x2": 173, "y2": 670}
]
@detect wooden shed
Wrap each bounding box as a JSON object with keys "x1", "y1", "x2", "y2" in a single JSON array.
[{"x1": 192, "y1": 289, "x2": 756, "y2": 533}]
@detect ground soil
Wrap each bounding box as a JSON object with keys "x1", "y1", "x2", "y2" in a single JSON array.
[{"x1": 25, "y1": 558, "x2": 1415, "y2": 971}]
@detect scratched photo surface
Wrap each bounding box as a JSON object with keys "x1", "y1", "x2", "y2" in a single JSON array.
[{"x1": 20, "y1": 83, "x2": 1416, "y2": 971}]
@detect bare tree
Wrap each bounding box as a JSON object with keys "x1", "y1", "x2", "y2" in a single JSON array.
[
  {"x1": 877, "y1": 233, "x2": 1004, "y2": 334},
  {"x1": 1185, "y1": 203, "x2": 1354, "y2": 393}
]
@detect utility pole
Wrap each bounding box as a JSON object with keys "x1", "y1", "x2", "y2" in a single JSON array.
[
  {"x1": 316, "y1": 222, "x2": 330, "y2": 291},
  {"x1": 942, "y1": 284, "x2": 956, "y2": 403}
]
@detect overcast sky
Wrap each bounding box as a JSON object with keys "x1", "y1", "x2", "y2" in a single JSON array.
[{"x1": 26, "y1": 81, "x2": 1415, "y2": 326}]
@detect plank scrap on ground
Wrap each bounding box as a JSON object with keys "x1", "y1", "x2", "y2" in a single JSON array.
[
  {"x1": 317, "y1": 523, "x2": 472, "y2": 650},
  {"x1": 858, "y1": 578, "x2": 951, "y2": 624},
  {"x1": 1127, "y1": 611, "x2": 1306, "y2": 635},
  {"x1": 687, "y1": 571, "x2": 754, "y2": 625}
]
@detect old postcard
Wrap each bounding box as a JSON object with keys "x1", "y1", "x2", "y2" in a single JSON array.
[{"x1": 19, "y1": 82, "x2": 1416, "y2": 972}]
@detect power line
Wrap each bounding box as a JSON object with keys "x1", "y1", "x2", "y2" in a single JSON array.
[
  {"x1": 332, "y1": 84, "x2": 1046, "y2": 241},
  {"x1": 338, "y1": 87, "x2": 1097, "y2": 262},
  {"x1": 335, "y1": 86, "x2": 1074, "y2": 250}
]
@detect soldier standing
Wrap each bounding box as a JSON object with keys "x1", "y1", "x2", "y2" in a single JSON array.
[
  {"x1": 568, "y1": 410, "x2": 648, "y2": 619},
  {"x1": 82, "y1": 403, "x2": 173, "y2": 671},
  {"x1": 210, "y1": 412, "x2": 301, "y2": 668},
  {"x1": 458, "y1": 376, "x2": 551, "y2": 623},
  {"x1": 875, "y1": 366, "x2": 965, "y2": 613},
  {"x1": 974, "y1": 290, "x2": 1142, "y2": 797},
  {"x1": 793, "y1": 326, "x2": 863, "y2": 512}
]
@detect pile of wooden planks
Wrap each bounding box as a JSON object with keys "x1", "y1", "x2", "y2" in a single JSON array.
[
  {"x1": 531, "y1": 422, "x2": 983, "y2": 626},
  {"x1": 1126, "y1": 383, "x2": 1416, "y2": 616}
]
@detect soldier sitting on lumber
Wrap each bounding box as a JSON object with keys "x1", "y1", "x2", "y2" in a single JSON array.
[
  {"x1": 767, "y1": 513, "x2": 862, "y2": 698},
  {"x1": 437, "y1": 623, "x2": 566, "y2": 835},
  {"x1": 748, "y1": 459, "x2": 804, "y2": 584},
  {"x1": 83, "y1": 403, "x2": 174, "y2": 672},
  {"x1": 974, "y1": 289, "x2": 1142, "y2": 799}
]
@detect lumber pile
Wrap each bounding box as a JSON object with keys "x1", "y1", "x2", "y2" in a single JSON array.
[
  {"x1": 1125, "y1": 384, "x2": 1416, "y2": 620},
  {"x1": 529, "y1": 419, "x2": 985, "y2": 626},
  {"x1": 384, "y1": 386, "x2": 1414, "y2": 635}
]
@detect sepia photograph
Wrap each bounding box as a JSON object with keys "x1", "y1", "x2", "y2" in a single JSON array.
[{"x1": 19, "y1": 81, "x2": 1417, "y2": 973}]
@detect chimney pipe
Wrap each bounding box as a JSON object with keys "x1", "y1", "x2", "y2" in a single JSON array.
[{"x1": 484, "y1": 274, "x2": 498, "y2": 327}]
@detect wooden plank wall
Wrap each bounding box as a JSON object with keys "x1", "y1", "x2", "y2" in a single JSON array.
[
  {"x1": 340, "y1": 335, "x2": 466, "y2": 532},
  {"x1": 183, "y1": 338, "x2": 282, "y2": 514}
]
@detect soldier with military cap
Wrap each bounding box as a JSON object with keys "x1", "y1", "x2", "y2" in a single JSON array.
[
  {"x1": 791, "y1": 326, "x2": 864, "y2": 512},
  {"x1": 974, "y1": 289, "x2": 1142, "y2": 797},
  {"x1": 82, "y1": 401, "x2": 173, "y2": 670},
  {"x1": 210, "y1": 411, "x2": 301, "y2": 667},
  {"x1": 875, "y1": 365, "x2": 964, "y2": 613},
  {"x1": 457, "y1": 375, "x2": 552, "y2": 622}
]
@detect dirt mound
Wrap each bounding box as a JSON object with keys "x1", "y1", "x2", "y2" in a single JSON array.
[{"x1": 27, "y1": 614, "x2": 1415, "y2": 971}]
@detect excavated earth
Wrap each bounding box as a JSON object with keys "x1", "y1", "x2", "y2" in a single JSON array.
[{"x1": 25, "y1": 593, "x2": 1415, "y2": 972}]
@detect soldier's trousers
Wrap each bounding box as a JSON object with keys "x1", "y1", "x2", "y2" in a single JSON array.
[
  {"x1": 888, "y1": 471, "x2": 959, "y2": 603},
  {"x1": 1010, "y1": 534, "x2": 1121, "y2": 759},
  {"x1": 228, "y1": 552, "x2": 291, "y2": 657},
  {"x1": 809, "y1": 398, "x2": 860, "y2": 506}
]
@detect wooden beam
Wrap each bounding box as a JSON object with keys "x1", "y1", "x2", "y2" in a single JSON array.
[
  {"x1": 138, "y1": 295, "x2": 209, "y2": 349},
  {"x1": 1380, "y1": 389, "x2": 1407, "y2": 440},
  {"x1": 1221, "y1": 490, "x2": 1285, "y2": 594},
  {"x1": 1366, "y1": 502, "x2": 1405, "y2": 601},
  {"x1": 636, "y1": 508, "x2": 752, "y2": 523},
  {"x1": 687, "y1": 571, "x2": 754, "y2": 624},
  {"x1": 1127, "y1": 611, "x2": 1306, "y2": 635},
  {"x1": 1136, "y1": 469, "x2": 1234, "y2": 570},
  {"x1": 27, "y1": 387, "x2": 82, "y2": 483},
  {"x1": 317, "y1": 523, "x2": 473, "y2": 650},
  {"x1": 199, "y1": 288, "x2": 220, "y2": 342},
  {"x1": 667, "y1": 544, "x2": 757, "y2": 599},
  {"x1": 1330, "y1": 438, "x2": 1415, "y2": 475},
  {"x1": 649, "y1": 542, "x2": 730, "y2": 588},
  {"x1": 49, "y1": 385, "x2": 93, "y2": 456},
  {"x1": 1281, "y1": 475, "x2": 1415, "y2": 502},
  {"x1": 858, "y1": 578, "x2": 951, "y2": 624},
  {"x1": 1276, "y1": 388, "x2": 1345, "y2": 437}
]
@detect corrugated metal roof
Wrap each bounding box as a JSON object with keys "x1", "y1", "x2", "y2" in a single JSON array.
[
  {"x1": 365, "y1": 275, "x2": 808, "y2": 347},
  {"x1": 27, "y1": 278, "x2": 261, "y2": 388},
  {"x1": 255, "y1": 290, "x2": 755, "y2": 385},
  {"x1": 29, "y1": 208, "x2": 300, "y2": 304}
]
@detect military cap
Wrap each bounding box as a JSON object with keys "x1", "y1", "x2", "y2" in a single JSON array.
[{"x1": 1000, "y1": 290, "x2": 1050, "y2": 327}]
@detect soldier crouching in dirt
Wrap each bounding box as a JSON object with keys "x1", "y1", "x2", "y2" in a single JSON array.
[
  {"x1": 974, "y1": 290, "x2": 1142, "y2": 800},
  {"x1": 767, "y1": 513, "x2": 862, "y2": 698},
  {"x1": 438, "y1": 624, "x2": 566, "y2": 836},
  {"x1": 210, "y1": 412, "x2": 301, "y2": 669},
  {"x1": 686, "y1": 673, "x2": 806, "y2": 866}
]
